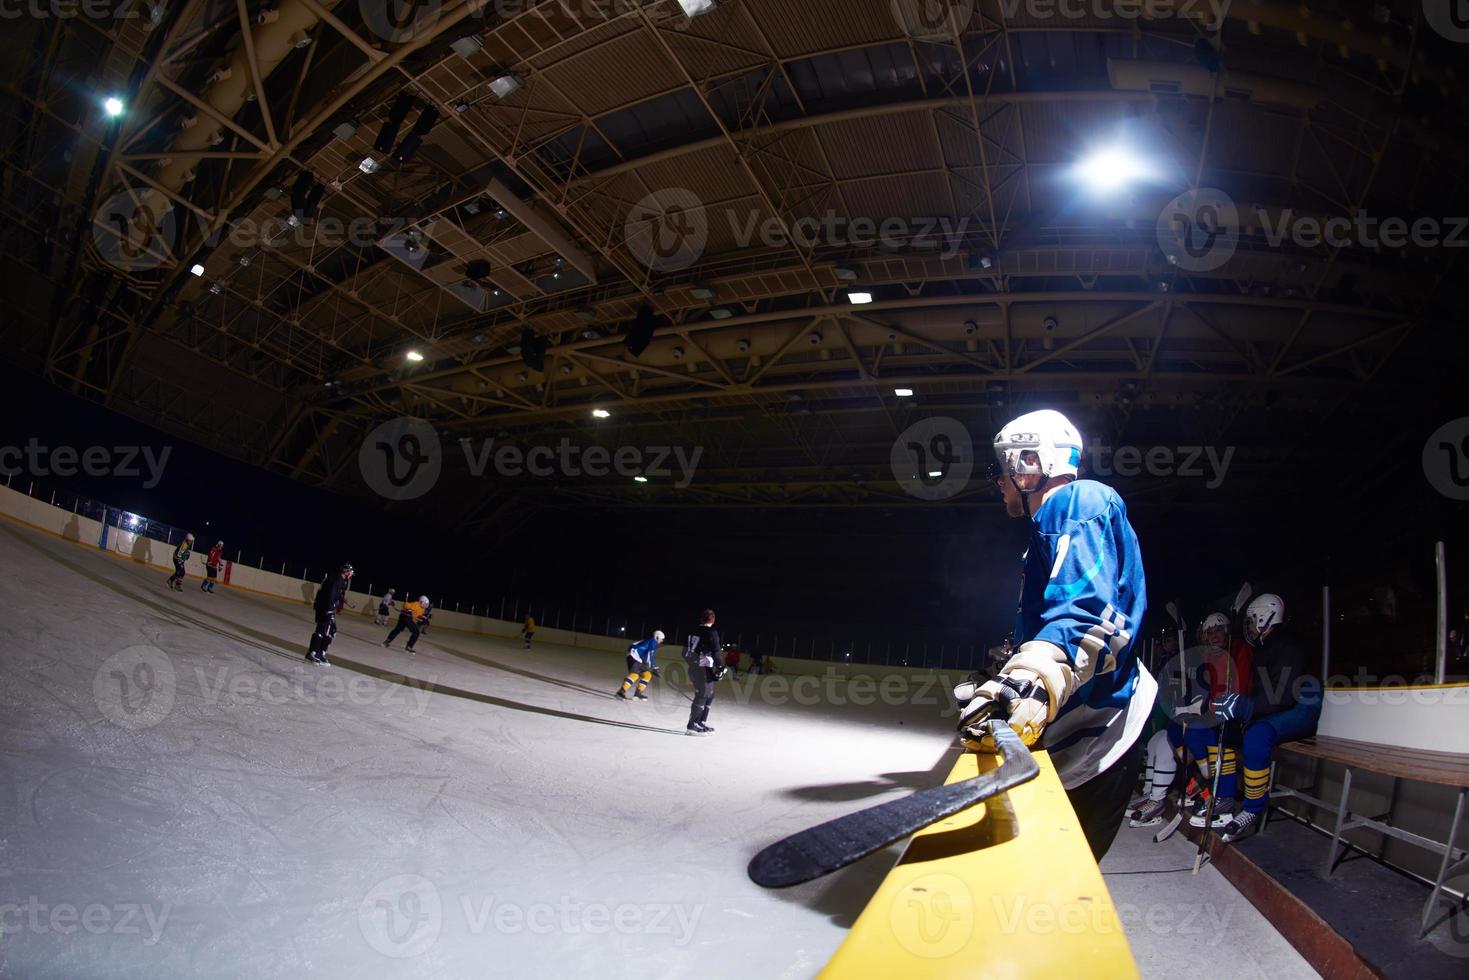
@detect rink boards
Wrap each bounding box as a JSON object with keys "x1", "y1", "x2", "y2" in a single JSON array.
[{"x1": 822, "y1": 747, "x2": 1139, "y2": 979}]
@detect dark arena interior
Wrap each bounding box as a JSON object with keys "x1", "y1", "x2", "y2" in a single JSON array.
[{"x1": 2, "y1": 1, "x2": 1468, "y2": 977}]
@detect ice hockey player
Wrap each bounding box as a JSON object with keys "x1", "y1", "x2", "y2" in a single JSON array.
[
  {"x1": 384, "y1": 596, "x2": 430, "y2": 654},
  {"x1": 522, "y1": 615, "x2": 536, "y2": 650},
  {"x1": 1130, "y1": 612, "x2": 1238, "y2": 827},
  {"x1": 682, "y1": 609, "x2": 724, "y2": 735},
  {"x1": 374, "y1": 589, "x2": 396, "y2": 626},
  {"x1": 1195, "y1": 594, "x2": 1321, "y2": 842},
  {"x1": 616, "y1": 631, "x2": 666, "y2": 700},
  {"x1": 306, "y1": 562, "x2": 354, "y2": 666},
  {"x1": 954, "y1": 409, "x2": 1156, "y2": 859},
  {"x1": 201, "y1": 541, "x2": 224, "y2": 594},
  {"x1": 166, "y1": 533, "x2": 194, "y2": 591}
]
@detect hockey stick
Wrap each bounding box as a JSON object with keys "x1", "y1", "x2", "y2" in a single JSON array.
[
  {"x1": 1192, "y1": 722, "x2": 1230, "y2": 875},
  {"x1": 748, "y1": 722, "x2": 1039, "y2": 888},
  {"x1": 1231, "y1": 581, "x2": 1253, "y2": 616}
]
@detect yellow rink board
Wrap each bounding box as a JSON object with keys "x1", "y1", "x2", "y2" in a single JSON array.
[{"x1": 822, "y1": 748, "x2": 1139, "y2": 979}]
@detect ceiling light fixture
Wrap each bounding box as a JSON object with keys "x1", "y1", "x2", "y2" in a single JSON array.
[{"x1": 489, "y1": 73, "x2": 524, "y2": 98}]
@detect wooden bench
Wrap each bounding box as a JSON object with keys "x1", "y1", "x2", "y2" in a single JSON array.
[{"x1": 1270, "y1": 735, "x2": 1469, "y2": 937}]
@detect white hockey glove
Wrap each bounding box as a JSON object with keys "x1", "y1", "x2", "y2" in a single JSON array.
[
  {"x1": 1173, "y1": 693, "x2": 1207, "y2": 721},
  {"x1": 955, "y1": 642, "x2": 1077, "y2": 752}
]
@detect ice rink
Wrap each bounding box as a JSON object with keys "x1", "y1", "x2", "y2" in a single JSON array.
[{"x1": 0, "y1": 518, "x2": 1317, "y2": 978}]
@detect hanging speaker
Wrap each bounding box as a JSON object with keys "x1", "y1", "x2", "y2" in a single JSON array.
[
  {"x1": 520, "y1": 328, "x2": 547, "y2": 372},
  {"x1": 373, "y1": 94, "x2": 416, "y2": 154},
  {"x1": 625, "y1": 304, "x2": 657, "y2": 357}
]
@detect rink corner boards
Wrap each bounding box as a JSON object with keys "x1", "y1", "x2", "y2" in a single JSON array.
[{"x1": 821, "y1": 747, "x2": 1139, "y2": 980}]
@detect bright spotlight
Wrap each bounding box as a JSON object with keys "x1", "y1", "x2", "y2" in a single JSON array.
[
  {"x1": 592, "y1": 408, "x2": 611, "y2": 419},
  {"x1": 848, "y1": 291, "x2": 874, "y2": 305},
  {"x1": 1072, "y1": 145, "x2": 1155, "y2": 193},
  {"x1": 189, "y1": 263, "x2": 205, "y2": 277},
  {"x1": 927, "y1": 470, "x2": 943, "y2": 478},
  {"x1": 633, "y1": 475, "x2": 648, "y2": 483},
  {"x1": 894, "y1": 387, "x2": 913, "y2": 398},
  {"x1": 103, "y1": 97, "x2": 125, "y2": 118},
  {"x1": 405, "y1": 350, "x2": 424, "y2": 362}
]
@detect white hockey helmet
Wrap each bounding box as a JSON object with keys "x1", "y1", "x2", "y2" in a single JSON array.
[
  {"x1": 1243, "y1": 594, "x2": 1284, "y2": 641},
  {"x1": 653, "y1": 630, "x2": 666, "y2": 643},
  {"x1": 993, "y1": 409, "x2": 1083, "y2": 483},
  {"x1": 419, "y1": 595, "x2": 430, "y2": 606},
  {"x1": 1198, "y1": 611, "x2": 1230, "y2": 642},
  {"x1": 185, "y1": 532, "x2": 195, "y2": 541}
]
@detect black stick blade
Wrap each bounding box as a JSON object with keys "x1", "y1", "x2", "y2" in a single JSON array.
[{"x1": 747, "y1": 723, "x2": 1039, "y2": 888}]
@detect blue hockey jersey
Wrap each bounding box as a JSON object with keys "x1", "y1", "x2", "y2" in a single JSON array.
[
  {"x1": 628, "y1": 637, "x2": 660, "y2": 668},
  {"x1": 1014, "y1": 479, "x2": 1155, "y2": 788}
]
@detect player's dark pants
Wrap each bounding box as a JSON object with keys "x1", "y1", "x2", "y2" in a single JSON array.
[
  {"x1": 1197, "y1": 700, "x2": 1321, "y2": 814},
  {"x1": 1065, "y1": 733, "x2": 1145, "y2": 860},
  {"x1": 386, "y1": 612, "x2": 421, "y2": 649},
  {"x1": 307, "y1": 613, "x2": 336, "y2": 661},
  {"x1": 167, "y1": 560, "x2": 186, "y2": 586},
  {"x1": 203, "y1": 565, "x2": 219, "y2": 592},
  {"x1": 687, "y1": 665, "x2": 717, "y2": 727}
]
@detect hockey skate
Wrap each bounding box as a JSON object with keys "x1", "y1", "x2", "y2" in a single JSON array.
[
  {"x1": 1218, "y1": 810, "x2": 1261, "y2": 843},
  {"x1": 1128, "y1": 797, "x2": 1168, "y2": 828}
]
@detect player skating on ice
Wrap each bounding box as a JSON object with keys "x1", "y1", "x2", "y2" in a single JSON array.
[
  {"x1": 1193, "y1": 594, "x2": 1321, "y2": 843},
  {"x1": 682, "y1": 609, "x2": 723, "y2": 735},
  {"x1": 521, "y1": 615, "x2": 536, "y2": 650},
  {"x1": 953, "y1": 409, "x2": 1156, "y2": 859},
  {"x1": 616, "y1": 631, "x2": 666, "y2": 700},
  {"x1": 166, "y1": 533, "x2": 194, "y2": 591},
  {"x1": 306, "y1": 562, "x2": 354, "y2": 666},
  {"x1": 374, "y1": 589, "x2": 396, "y2": 626},
  {"x1": 201, "y1": 541, "x2": 224, "y2": 594},
  {"x1": 383, "y1": 596, "x2": 430, "y2": 654}
]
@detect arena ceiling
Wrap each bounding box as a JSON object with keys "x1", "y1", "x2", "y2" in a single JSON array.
[{"x1": 3, "y1": 0, "x2": 1466, "y2": 530}]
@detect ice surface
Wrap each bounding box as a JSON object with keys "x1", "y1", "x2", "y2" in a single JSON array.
[
  {"x1": 0, "y1": 520, "x2": 954, "y2": 978},
  {"x1": 0, "y1": 518, "x2": 1317, "y2": 979}
]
